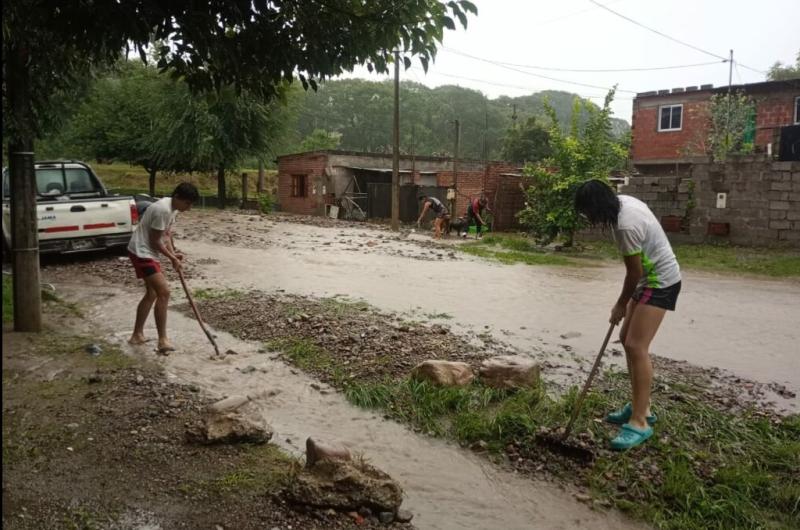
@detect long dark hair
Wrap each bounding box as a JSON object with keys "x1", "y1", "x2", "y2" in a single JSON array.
[{"x1": 574, "y1": 179, "x2": 620, "y2": 228}]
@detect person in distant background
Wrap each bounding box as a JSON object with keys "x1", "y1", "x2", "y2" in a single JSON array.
[
  {"x1": 417, "y1": 195, "x2": 450, "y2": 239},
  {"x1": 463, "y1": 194, "x2": 490, "y2": 239}
]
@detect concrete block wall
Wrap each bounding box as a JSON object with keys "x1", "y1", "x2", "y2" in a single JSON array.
[{"x1": 621, "y1": 159, "x2": 800, "y2": 246}]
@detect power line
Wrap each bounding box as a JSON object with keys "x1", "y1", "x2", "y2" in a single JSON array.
[
  {"x1": 443, "y1": 48, "x2": 638, "y2": 94},
  {"x1": 527, "y1": 0, "x2": 627, "y2": 29},
  {"x1": 441, "y1": 49, "x2": 724, "y2": 73},
  {"x1": 588, "y1": 0, "x2": 766, "y2": 74},
  {"x1": 408, "y1": 67, "x2": 634, "y2": 101}
]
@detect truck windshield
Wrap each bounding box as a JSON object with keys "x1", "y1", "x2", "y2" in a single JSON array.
[{"x1": 36, "y1": 168, "x2": 99, "y2": 196}]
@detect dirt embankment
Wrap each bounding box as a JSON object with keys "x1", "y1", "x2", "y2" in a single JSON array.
[{"x1": 2, "y1": 302, "x2": 412, "y2": 530}]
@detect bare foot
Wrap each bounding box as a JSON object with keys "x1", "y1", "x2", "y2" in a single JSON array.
[
  {"x1": 157, "y1": 339, "x2": 176, "y2": 353},
  {"x1": 128, "y1": 333, "x2": 147, "y2": 345}
]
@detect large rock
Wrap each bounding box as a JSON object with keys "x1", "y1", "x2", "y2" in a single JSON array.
[
  {"x1": 306, "y1": 437, "x2": 352, "y2": 467},
  {"x1": 479, "y1": 355, "x2": 541, "y2": 389},
  {"x1": 286, "y1": 459, "x2": 403, "y2": 513},
  {"x1": 185, "y1": 410, "x2": 272, "y2": 445},
  {"x1": 410, "y1": 360, "x2": 474, "y2": 387}
]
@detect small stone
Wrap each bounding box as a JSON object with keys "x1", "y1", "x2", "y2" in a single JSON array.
[
  {"x1": 136, "y1": 375, "x2": 145, "y2": 384},
  {"x1": 85, "y1": 344, "x2": 102, "y2": 356},
  {"x1": 378, "y1": 512, "x2": 394, "y2": 524},
  {"x1": 574, "y1": 493, "x2": 592, "y2": 503},
  {"x1": 358, "y1": 507, "x2": 372, "y2": 517},
  {"x1": 87, "y1": 374, "x2": 102, "y2": 384},
  {"x1": 396, "y1": 509, "x2": 414, "y2": 523},
  {"x1": 66, "y1": 423, "x2": 79, "y2": 429},
  {"x1": 559, "y1": 331, "x2": 581, "y2": 339},
  {"x1": 238, "y1": 365, "x2": 256, "y2": 374}
]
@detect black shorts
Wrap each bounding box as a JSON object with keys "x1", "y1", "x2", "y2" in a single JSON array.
[{"x1": 632, "y1": 281, "x2": 681, "y2": 311}]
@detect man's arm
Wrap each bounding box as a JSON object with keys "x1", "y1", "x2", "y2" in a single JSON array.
[
  {"x1": 417, "y1": 202, "x2": 430, "y2": 225},
  {"x1": 149, "y1": 228, "x2": 182, "y2": 271},
  {"x1": 611, "y1": 254, "x2": 643, "y2": 324}
]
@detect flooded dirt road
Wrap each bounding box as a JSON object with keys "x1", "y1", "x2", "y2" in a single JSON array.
[
  {"x1": 53, "y1": 282, "x2": 643, "y2": 530},
  {"x1": 171, "y1": 211, "x2": 799, "y2": 410}
]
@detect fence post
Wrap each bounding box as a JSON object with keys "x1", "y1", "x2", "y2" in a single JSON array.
[{"x1": 241, "y1": 172, "x2": 249, "y2": 209}]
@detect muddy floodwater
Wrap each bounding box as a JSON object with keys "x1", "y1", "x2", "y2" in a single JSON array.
[
  {"x1": 36, "y1": 210, "x2": 799, "y2": 528},
  {"x1": 55, "y1": 283, "x2": 643, "y2": 530},
  {"x1": 171, "y1": 212, "x2": 799, "y2": 408}
]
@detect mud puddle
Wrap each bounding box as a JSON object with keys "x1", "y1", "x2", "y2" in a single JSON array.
[{"x1": 54, "y1": 281, "x2": 642, "y2": 530}]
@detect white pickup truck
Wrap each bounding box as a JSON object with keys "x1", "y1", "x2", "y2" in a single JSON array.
[{"x1": 2, "y1": 160, "x2": 143, "y2": 255}]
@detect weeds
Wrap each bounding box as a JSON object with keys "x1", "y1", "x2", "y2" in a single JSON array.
[
  {"x1": 192, "y1": 287, "x2": 245, "y2": 300},
  {"x1": 343, "y1": 374, "x2": 800, "y2": 529}
]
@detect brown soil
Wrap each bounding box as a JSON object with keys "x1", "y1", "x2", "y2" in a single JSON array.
[{"x1": 2, "y1": 302, "x2": 412, "y2": 529}]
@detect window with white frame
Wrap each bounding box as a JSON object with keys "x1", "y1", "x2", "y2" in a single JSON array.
[
  {"x1": 658, "y1": 104, "x2": 683, "y2": 131},
  {"x1": 795, "y1": 96, "x2": 799, "y2": 125}
]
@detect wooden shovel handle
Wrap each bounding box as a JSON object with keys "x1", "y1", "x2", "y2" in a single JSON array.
[{"x1": 562, "y1": 322, "x2": 617, "y2": 440}]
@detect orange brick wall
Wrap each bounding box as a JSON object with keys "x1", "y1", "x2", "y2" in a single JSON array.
[
  {"x1": 755, "y1": 92, "x2": 798, "y2": 146},
  {"x1": 632, "y1": 87, "x2": 800, "y2": 162},
  {"x1": 631, "y1": 97, "x2": 710, "y2": 161},
  {"x1": 277, "y1": 153, "x2": 328, "y2": 215}
]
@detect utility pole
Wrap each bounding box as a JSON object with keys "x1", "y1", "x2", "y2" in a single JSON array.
[
  {"x1": 452, "y1": 119, "x2": 460, "y2": 215},
  {"x1": 727, "y1": 49, "x2": 733, "y2": 94},
  {"x1": 391, "y1": 49, "x2": 400, "y2": 231},
  {"x1": 483, "y1": 109, "x2": 488, "y2": 162},
  {"x1": 726, "y1": 49, "x2": 733, "y2": 152},
  {"x1": 411, "y1": 123, "x2": 416, "y2": 180}
]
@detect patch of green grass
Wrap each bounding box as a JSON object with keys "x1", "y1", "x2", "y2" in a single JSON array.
[
  {"x1": 192, "y1": 287, "x2": 245, "y2": 300},
  {"x1": 198, "y1": 444, "x2": 299, "y2": 497},
  {"x1": 460, "y1": 243, "x2": 574, "y2": 267},
  {"x1": 425, "y1": 312, "x2": 454, "y2": 320},
  {"x1": 343, "y1": 374, "x2": 800, "y2": 529},
  {"x1": 93, "y1": 162, "x2": 273, "y2": 198},
  {"x1": 264, "y1": 337, "x2": 347, "y2": 385},
  {"x1": 579, "y1": 239, "x2": 800, "y2": 278},
  {"x1": 320, "y1": 296, "x2": 370, "y2": 315},
  {"x1": 2, "y1": 275, "x2": 12, "y2": 323}
]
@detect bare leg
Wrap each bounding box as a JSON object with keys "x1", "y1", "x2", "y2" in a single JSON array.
[
  {"x1": 622, "y1": 302, "x2": 666, "y2": 428},
  {"x1": 130, "y1": 284, "x2": 157, "y2": 344},
  {"x1": 145, "y1": 272, "x2": 174, "y2": 351}
]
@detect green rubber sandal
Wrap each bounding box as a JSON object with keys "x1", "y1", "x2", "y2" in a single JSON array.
[
  {"x1": 605, "y1": 403, "x2": 657, "y2": 425},
  {"x1": 610, "y1": 423, "x2": 653, "y2": 451}
]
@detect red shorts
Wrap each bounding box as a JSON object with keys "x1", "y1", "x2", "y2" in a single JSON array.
[{"x1": 128, "y1": 251, "x2": 162, "y2": 279}]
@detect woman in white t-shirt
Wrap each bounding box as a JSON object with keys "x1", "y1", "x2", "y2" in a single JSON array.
[{"x1": 574, "y1": 179, "x2": 682, "y2": 451}]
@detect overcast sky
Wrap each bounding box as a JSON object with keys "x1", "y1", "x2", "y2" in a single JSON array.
[{"x1": 339, "y1": 0, "x2": 799, "y2": 123}]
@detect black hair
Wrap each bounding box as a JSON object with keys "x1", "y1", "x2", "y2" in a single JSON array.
[
  {"x1": 172, "y1": 182, "x2": 200, "y2": 203},
  {"x1": 418, "y1": 195, "x2": 428, "y2": 202},
  {"x1": 574, "y1": 179, "x2": 620, "y2": 228}
]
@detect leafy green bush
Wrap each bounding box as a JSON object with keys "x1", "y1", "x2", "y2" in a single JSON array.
[
  {"x1": 517, "y1": 89, "x2": 627, "y2": 246},
  {"x1": 258, "y1": 192, "x2": 273, "y2": 214}
]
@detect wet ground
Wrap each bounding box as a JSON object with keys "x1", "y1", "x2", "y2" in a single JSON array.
[
  {"x1": 47, "y1": 282, "x2": 643, "y2": 530},
  {"x1": 164, "y1": 210, "x2": 798, "y2": 410},
  {"x1": 31, "y1": 209, "x2": 800, "y2": 528}
]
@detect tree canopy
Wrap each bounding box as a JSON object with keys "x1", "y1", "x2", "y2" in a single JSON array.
[
  {"x1": 767, "y1": 51, "x2": 800, "y2": 81},
  {"x1": 2, "y1": 0, "x2": 477, "y2": 331},
  {"x1": 517, "y1": 89, "x2": 628, "y2": 246}
]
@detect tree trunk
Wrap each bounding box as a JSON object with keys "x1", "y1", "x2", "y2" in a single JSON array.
[
  {"x1": 148, "y1": 168, "x2": 157, "y2": 196},
  {"x1": 257, "y1": 160, "x2": 265, "y2": 194},
  {"x1": 7, "y1": 42, "x2": 42, "y2": 331},
  {"x1": 217, "y1": 166, "x2": 226, "y2": 209}
]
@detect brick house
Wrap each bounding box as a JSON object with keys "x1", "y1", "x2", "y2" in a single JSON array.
[
  {"x1": 276, "y1": 150, "x2": 523, "y2": 229},
  {"x1": 631, "y1": 79, "x2": 800, "y2": 172}
]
